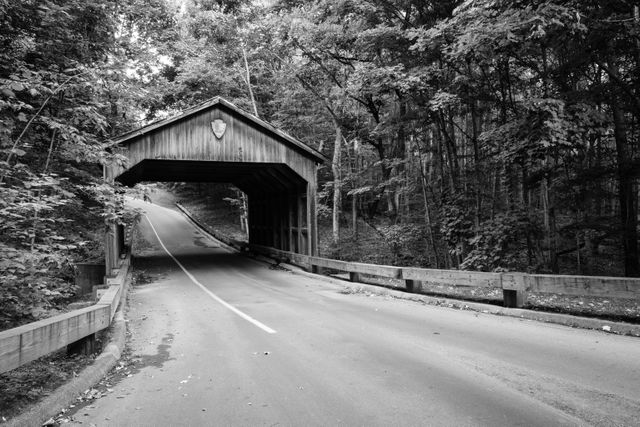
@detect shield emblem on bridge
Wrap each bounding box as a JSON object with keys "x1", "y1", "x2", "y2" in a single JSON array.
[{"x1": 211, "y1": 119, "x2": 226, "y2": 139}]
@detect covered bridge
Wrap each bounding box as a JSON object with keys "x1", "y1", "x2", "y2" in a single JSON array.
[{"x1": 104, "y1": 97, "x2": 325, "y2": 270}]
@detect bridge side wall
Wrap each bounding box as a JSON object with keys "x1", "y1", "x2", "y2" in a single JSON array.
[
  {"x1": 248, "y1": 183, "x2": 317, "y2": 256},
  {"x1": 107, "y1": 106, "x2": 316, "y2": 185}
]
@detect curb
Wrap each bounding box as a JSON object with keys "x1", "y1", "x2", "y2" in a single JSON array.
[
  {"x1": 7, "y1": 274, "x2": 131, "y2": 427},
  {"x1": 173, "y1": 204, "x2": 640, "y2": 338}
]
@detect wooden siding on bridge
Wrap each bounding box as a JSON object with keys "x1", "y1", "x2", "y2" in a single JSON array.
[{"x1": 108, "y1": 97, "x2": 323, "y2": 186}]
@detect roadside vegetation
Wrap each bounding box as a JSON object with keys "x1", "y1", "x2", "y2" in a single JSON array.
[{"x1": 0, "y1": 1, "x2": 172, "y2": 330}]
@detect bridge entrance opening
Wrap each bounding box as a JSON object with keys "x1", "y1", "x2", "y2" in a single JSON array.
[{"x1": 103, "y1": 97, "x2": 325, "y2": 273}]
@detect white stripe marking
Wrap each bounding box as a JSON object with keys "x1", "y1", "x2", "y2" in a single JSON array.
[{"x1": 144, "y1": 214, "x2": 277, "y2": 334}]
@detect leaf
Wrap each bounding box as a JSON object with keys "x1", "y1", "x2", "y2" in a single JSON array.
[
  {"x1": 347, "y1": 185, "x2": 373, "y2": 196},
  {"x1": 1, "y1": 88, "x2": 15, "y2": 98},
  {"x1": 10, "y1": 81, "x2": 25, "y2": 91}
]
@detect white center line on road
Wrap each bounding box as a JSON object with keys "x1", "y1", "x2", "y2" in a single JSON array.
[{"x1": 144, "y1": 214, "x2": 277, "y2": 334}]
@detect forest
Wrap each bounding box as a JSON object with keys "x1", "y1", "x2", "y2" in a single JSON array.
[{"x1": 1, "y1": 0, "x2": 639, "y2": 327}]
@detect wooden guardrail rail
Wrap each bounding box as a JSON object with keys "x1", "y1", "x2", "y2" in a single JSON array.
[
  {"x1": 248, "y1": 244, "x2": 640, "y2": 308},
  {"x1": 0, "y1": 253, "x2": 131, "y2": 374}
]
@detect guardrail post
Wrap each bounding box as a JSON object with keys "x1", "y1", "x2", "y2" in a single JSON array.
[
  {"x1": 311, "y1": 265, "x2": 324, "y2": 275},
  {"x1": 501, "y1": 273, "x2": 528, "y2": 308},
  {"x1": 75, "y1": 263, "x2": 106, "y2": 296},
  {"x1": 349, "y1": 272, "x2": 361, "y2": 282},
  {"x1": 117, "y1": 223, "x2": 125, "y2": 256},
  {"x1": 67, "y1": 333, "x2": 96, "y2": 356},
  {"x1": 405, "y1": 279, "x2": 421, "y2": 293}
]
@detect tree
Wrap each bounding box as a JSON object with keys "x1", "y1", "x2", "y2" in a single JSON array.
[{"x1": 0, "y1": 0, "x2": 180, "y2": 328}]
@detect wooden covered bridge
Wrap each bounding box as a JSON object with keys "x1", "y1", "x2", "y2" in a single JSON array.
[{"x1": 103, "y1": 97, "x2": 325, "y2": 272}]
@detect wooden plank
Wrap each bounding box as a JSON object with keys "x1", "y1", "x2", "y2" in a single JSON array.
[
  {"x1": 309, "y1": 257, "x2": 402, "y2": 279},
  {"x1": 97, "y1": 285, "x2": 122, "y2": 321},
  {"x1": 249, "y1": 244, "x2": 310, "y2": 267},
  {"x1": 0, "y1": 305, "x2": 111, "y2": 374},
  {"x1": 190, "y1": 110, "x2": 197, "y2": 159},
  {"x1": 250, "y1": 238, "x2": 638, "y2": 301},
  {"x1": 289, "y1": 252, "x2": 310, "y2": 267},
  {"x1": 527, "y1": 274, "x2": 640, "y2": 298},
  {"x1": 106, "y1": 264, "x2": 127, "y2": 286},
  {"x1": 112, "y1": 101, "x2": 321, "y2": 189},
  {"x1": 75, "y1": 263, "x2": 105, "y2": 295},
  {"x1": 402, "y1": 267, "x2": 501, "y2": 288},
  {"x1": 104, "y1": 225, "x2": 119, "y2": 275},
  {"x1": 308, "y1": 183, "x2": 318, "y2": 256},
  {"x1": 112, "y1": 98, "x2": 326, "y2": 163},
  {"x1": 500, "y1": 273, "x2": 527, "y2": 291},
  {"x1": 288, "y1": 193, "x2": 295, "y2": 252}
]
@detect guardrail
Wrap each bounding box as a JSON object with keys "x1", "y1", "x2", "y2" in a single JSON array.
[
  {"x1": 174, "y1": 203, "x2": 640, "y2": 307},
  {"x1": 0, "y1": 253, "x2": 131, "y2": 375},
  {"x1": 248, "y1": 244, "x2": 640, "y2": 308}
]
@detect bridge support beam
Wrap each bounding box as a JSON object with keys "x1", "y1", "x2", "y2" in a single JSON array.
[{"x1": 105, "y1": 223, "x2": 125, "y2": 277}]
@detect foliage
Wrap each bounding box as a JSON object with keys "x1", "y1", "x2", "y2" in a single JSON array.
[
  {"x1": 440, "y1": 198, "x2": 475, "y2": 259},
  {"x1": 0, "y1": 0, "x2": 174, "y2": 328},
  {"x1": 378, "y1": 223, "x2": 430, "y2": 265},
  {"x1": 209, "y1": 0, "x2": 637, "y2": 276},
  {"x1": 460, "y1": 212, "x2": 541, "y2": 272}
]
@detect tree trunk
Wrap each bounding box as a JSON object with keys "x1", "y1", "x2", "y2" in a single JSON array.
[
  {"x1": 469, "y1": 99, "x2": 482, "y2": 230},
  {"x1": 541, "y1": 171, "x2": 559, "y2": 273},
  {"x1": 352, "y1": 138, "x2": 359, "y2": 239},
  {"x1": 240, "y1": 47, "x2": 258, "y2": 238},
  {"x1": 332, "y1": 119, "x2": 342, "y2": 245},
  {"x1": 610, "y1": 79, "x2": 640, "y2": 276},
  {"x1": 241, "y1": 45, "x2": 259, "y2": 117},
  {"x1": 415, "y1": 135, "x2": 439, "y2": 268}
]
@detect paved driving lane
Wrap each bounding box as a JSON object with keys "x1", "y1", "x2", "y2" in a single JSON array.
[{"x1": 67, "y1": 200, "x2": 640, "y2": 426}]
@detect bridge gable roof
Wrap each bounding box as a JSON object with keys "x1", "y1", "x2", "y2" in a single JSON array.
[{"x1": 112, "y1": 97, "x2": 326, "y2": 164}]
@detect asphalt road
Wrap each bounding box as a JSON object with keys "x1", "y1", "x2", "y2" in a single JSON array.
[{"x1": 67, "y1": 200, "x2": 640, "y2": 426}]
